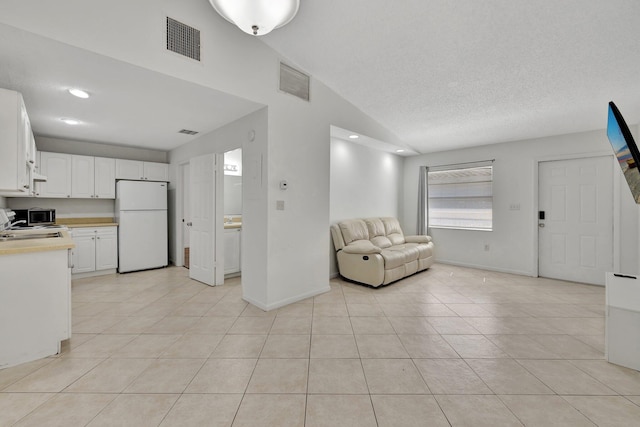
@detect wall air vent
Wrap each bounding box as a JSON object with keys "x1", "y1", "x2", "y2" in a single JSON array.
[
  {"x1": 166, "y1": 17, "x2": 201, "y2": 61},
  {"x1": 279, "y1": 62, "x2": 310, "y2": 101},
  {"x1": 178, "y1": 129, "x2": 199, "y2": 135}
]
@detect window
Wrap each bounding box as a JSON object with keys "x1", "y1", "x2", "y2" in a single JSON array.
[{"x1": 427, "y1": 164, "x2": 493, "y2": 231}]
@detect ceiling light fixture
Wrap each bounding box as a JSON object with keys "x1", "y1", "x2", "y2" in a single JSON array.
[
  {"x1": 348, "y1": 134, "x2": 359, "y2": 139},
  {"x1": 208, "y1": 0, "x2": 300, "y2": 36},
  {"x1": 60, "y1": 118, "x2": 80, "y2": 125},
  {"x1": 396, "y1": 149, "x2": 405, "y2": 153},
  {"x1": 68, "y1": 88, "x2": 89, "y2": 99}
]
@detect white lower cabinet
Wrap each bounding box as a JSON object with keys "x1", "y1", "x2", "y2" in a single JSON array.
[
  {"x1": 224, "y1": 228, "x2": 241, "y2": 274},
  {"x1": 70, "y1": 227, "x2": 118, "y2": 275}
]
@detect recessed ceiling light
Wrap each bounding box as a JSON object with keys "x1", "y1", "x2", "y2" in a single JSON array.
[
  {"x1": 68, "y1": 88, "x2": 90, "y2": 99},
  {"x1": 61, "y1": 118, "x2": 80, "y2": 125},
  {"x1": 348, "y1": 134, "x2": 359, "y2": 139},
  {"x1": 396, "y1": 149, "x2": 405, "y2": 153}
]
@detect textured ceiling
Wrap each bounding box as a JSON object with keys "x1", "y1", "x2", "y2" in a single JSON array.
[{"x1": 263, "y1": 0, "x2": 640, "y2": 153}]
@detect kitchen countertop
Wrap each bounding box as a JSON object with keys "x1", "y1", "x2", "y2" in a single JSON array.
[
  {"x1": 65, "y1": 222, "x2": 118, "y2": 228},
  {"x1": 224, "y1": 216, "x2": 242, "y2": 229},
  {"x1": 0, "y1": 230, "x2": 75, "y2": 256},
  {"x1": 56, "y1": 217, "x2": 118, "y2": 228}
]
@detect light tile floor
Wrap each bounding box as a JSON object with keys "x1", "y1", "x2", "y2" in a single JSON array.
[{"x1": 2, "y1": 264, "x2": 640, "y2": 426}]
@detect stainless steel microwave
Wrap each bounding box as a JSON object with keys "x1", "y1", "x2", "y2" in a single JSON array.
[{"x1": 12, "y1": 208, "x2": 56, "y2": 226}]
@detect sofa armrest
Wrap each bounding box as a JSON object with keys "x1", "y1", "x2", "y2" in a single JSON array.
[
  {"x1": 342, "y1": 240, "x2": 382, "y2": 254},
  {"x1": 405, "y1": 235, "x2": 432, "y2": 244}
]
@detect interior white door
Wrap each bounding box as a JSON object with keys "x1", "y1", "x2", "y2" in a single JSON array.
[
  {"x1": 189, "y1": 154, "x2": 216, "y2": 285},
  {"x1": 538, "y1": 156, "x2": 613, "y2": 285}
]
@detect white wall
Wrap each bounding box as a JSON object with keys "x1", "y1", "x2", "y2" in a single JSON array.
[
  {"x1": 402, "y1": 129, "x2": 640, "y2": 276},
  {"x1": 1, "y1": 0, "x2": 405, "y2": 310},
  {"x1": 329, "y1": 138, "x2": 404, "y2": 276},
  {"x1": 36, "y1": 136, "x2": 167, "y2": 162},
  {"x1": 168, "y1": 109, "x2": 268, "y2": 303}
]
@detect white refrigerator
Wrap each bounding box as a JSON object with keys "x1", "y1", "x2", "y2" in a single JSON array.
[{"x1": 116, "y1": 180, "x2": 168, "y2": 273}]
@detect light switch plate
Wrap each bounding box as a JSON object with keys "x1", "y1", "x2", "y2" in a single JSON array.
[{"x1": 276, "y1": 200, "x2": 285, "y2": 210}]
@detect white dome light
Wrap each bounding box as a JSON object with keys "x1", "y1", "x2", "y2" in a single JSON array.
[
  {"x1": 68, "y1": 88, "x2": 90, "y2": 99},
  {"x1": 208, "y1": 0, "x2": 300, "y2": 36},
  {"x1": 61, "y1": 118, "x2": 80, "y2": 125}
]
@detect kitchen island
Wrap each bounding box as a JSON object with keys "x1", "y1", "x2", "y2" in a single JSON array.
[{"x1": 0, "y1": 230, "x2": 74, "y2": 369}]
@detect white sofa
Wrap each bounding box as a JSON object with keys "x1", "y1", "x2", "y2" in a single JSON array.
[{"x1": 331, "y1": 217, "x2": 434, "y2": 287}]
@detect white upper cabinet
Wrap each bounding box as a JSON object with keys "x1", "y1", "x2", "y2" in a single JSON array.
[
  {"x1": 143, "y1": 162, "x2": 169, "y2": 181},
  {"x1": 115, "y1": 159, "x2": 144, "y2": 180},
  {"x1": 71, "y1": 155, "x2": 95, "y2": 198},
  {"x1": 38, "y1": 152, "x2": 72, "y2": 198},
  {"x1": 39, "y1": 153, "x2": 116, "y2": 199},
  {"x1": 94, "y1": 157, "x2": 116, "y2": 198},
  {"x1": 0, "y1": 88, "x2": 32, "y2": 194},
  {"x1": 116, "y1": 159, "x2": 168, "y2": 182}
]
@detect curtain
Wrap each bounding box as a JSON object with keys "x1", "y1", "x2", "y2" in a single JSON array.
[{"x1": 417, "y1": 166, "x2": 428, "y2": 235}]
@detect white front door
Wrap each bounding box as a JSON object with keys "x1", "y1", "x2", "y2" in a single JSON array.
[
  {"x1": 538, "y1": 156, "x2": 613, "y2": 285},
  {"x1": 189, "y1": 154, "x2": 216, "y2": 286}
]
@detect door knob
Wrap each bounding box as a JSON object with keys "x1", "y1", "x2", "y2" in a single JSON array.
[
  {"x1": 539, "y1": 223, "x2": 545, "y2": 228},
  {"x1": 187, "y1": 222, "x2": 193, "y2": 226}
]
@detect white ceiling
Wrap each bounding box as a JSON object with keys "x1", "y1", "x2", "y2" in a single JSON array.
[
  {"x1": 0, "y1": 23, "x2": 263, "y2": 151},
  {"x1": 263, "y1": 0, "x2": 640, "y2": 153},
  {"x1": 2, "y1": 1, "x2": 640, "y2": 156}
]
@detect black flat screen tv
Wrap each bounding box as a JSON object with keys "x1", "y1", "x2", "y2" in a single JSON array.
[{"x1": 607, "y1": 101, "x2": 640, "y2": 204}]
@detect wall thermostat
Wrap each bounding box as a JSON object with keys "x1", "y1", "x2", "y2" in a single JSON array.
[{"x1": 280, "y1": 180, "x2": 288, "y2": 190}]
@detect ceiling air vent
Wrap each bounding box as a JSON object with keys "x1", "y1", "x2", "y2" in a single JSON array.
[
  {"x1": 166, "y1": 17, "x2": 201, "y2": 61},
  {"x1": 178, "y1": 129, "x2": 199, "y2": 135},
  {"x1": 279, "y1": 62, "x2": 310, "y2": 101}
]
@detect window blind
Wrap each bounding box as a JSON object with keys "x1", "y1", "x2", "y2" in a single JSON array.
[{"x1": 427, "y1": 164, "x2": 493, "y2": 230}]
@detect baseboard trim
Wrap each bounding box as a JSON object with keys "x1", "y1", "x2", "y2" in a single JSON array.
[
  {"x1": 435, "y1": 259, "x2": 535, "y2": 277},
  {"x1": 243, "y1": 286, "x2": 331, "y2": 312},
  {"x1": 72, "y1": 268, "x2": 117, "y2": 279}
]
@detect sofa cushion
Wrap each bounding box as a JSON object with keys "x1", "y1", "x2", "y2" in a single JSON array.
[
  {"x1": 382, "y1": 217, "x2": 405, "y2": 245},
  {"x1": 371, "y1": 236, "x2": 392, "y2": 249},
  {"x1": 380, "y1": 248, "x2": 406, "y2": 269},
  {"x1": 343, "y1": 240, "x2": 382, "y2": 254},
  {"x1": 339, "y1": 219, "x2": 369, "y2": 245},
  {"x1": 403, "y1": 242, "x2": 433, "y2": 259},
  {"x1": 365, "y1": 218, "x2": 386, "y2": 237},
  {"x1": 387, "y1": 244, "x2": 420, "y2": 262},
  {"x1": 364, "y1": 218, "x2": 392, "y2": 248}
]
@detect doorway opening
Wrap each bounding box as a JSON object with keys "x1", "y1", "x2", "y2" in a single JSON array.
[
  {"x1": 181, "y1": 162, "x2": 191, "y2": 269},
  {"x1": 223, "y1": 148, "x2": 243, "y2": 282}
]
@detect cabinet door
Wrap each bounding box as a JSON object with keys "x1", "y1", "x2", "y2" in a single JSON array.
[
  {"x1": 71, "y1": 155, "x2": 95, "y2": 198},
  {"x1": 95, "y1": 228, "x2": 118, "y2": 270},
  {"x1": 39, "y1": 152, "x2": 72, "y2": 198},
  {"x1": 94, "y1": 157, "x2": 116, "y2": 198},
  {"x1": 224, "y1": 229, "x2": 241, "y2": 274},
  {"x1": 17, "y1": 103, "x2": 30, "y2": 191},
  {"x1": 72, "y1": 234, "x2": 96, "y2": 274},
  {"x1": 143, "y1": 162, "x2": 169, "y2": 182},
  {"x1": 115, "y1": 159, "x2": 144, "y2": 180}
]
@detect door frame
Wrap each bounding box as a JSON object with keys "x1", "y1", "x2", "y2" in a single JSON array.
[
  {"x1": 175, "y1": 154, "x2": 225, "y2": 285},
  {"x1": 532, "y1": 151, "x2": 620, "y2": 280},
  {"x1": 175, "y1": 161, "x2": 190, "y2": 268}
]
